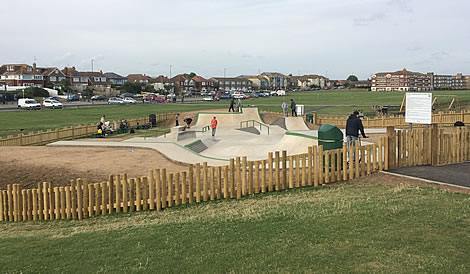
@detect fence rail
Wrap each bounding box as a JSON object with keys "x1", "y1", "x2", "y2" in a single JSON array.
[
  {"x1": 317, "y1": 110, "x2": 470, "y2": 128},
  {"x1": 0, "y1": 138, "x2": 390, "y2": 222},
  {"x1": 0, "y1": 113, "x2": 176, "y2": 146},
  {"x1": 240, "y1": 120, "x2": 270, "y2": 135}
]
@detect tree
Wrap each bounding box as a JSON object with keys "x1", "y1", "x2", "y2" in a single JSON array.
[
  {"x1": 188, "y1": 72, "x2": 196, "y2": 78},
  {"x1": 142, "y1": 84, "x2": 156, "y2": 93},
  {"x1": 121, "y1": 82, "x2": 142, "y2": 94},
  {"x1": 59, "y1": 78, "x2": 70, "y2": 92},
  {"x1": 20, "y1": 87, "x2": 49, "y2": 98},
  {"x1": 346, "y1": 75, "x2": 358, "y2": 81}
]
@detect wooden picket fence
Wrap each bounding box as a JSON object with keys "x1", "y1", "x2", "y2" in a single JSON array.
[
  {"x1": 0, "y1": 139, "x2": 390, "y2": 222},
  {"x1": 317, "y1": 110, "x2": 470, "y2": 128},
  {"x1": 0, "y1": 113, "x2": 175, "y2": 146},
  {"x1": 384, "y1": 126, "x2": 470, "y2": 168}
]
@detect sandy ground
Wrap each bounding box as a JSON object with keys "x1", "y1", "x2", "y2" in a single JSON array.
[{"x1": 0, "y1": 147, "x2": 187, "y2": 189}]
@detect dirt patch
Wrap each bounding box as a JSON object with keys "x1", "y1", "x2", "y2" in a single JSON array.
[{"x1": 0, "y1": 147, "x2": 187, "y2": 189}]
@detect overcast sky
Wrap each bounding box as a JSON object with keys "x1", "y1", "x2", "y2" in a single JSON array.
[{"x1": 1, "y1": 0, "x2": 469, "y2": 79}]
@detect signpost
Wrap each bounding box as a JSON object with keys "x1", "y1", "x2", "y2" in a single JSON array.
[{"x1": 405, "y1": 93, "x2": 432, "y2": 127}]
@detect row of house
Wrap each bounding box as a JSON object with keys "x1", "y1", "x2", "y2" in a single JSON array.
[
  {"x1": 1, "y1": 63, "x2": 467, "y2": 94},
  {"x1": 371, "y1": 69, "x2": 470, "y2": 91}
]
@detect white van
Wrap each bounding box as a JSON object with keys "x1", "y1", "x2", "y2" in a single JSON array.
[{"x1": 18, "y1": 98, "x2": 41, "y2": 109}]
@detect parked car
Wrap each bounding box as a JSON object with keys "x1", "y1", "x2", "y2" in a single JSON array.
[
  {"x1": 256, "y1": 92, "x2": 267, "y2": 97},
  {"x1": 68, "y1": 94, "x2": 80, "y2": 101},
  {"x1": 42, "y1": 99, "x2": 63, "y2": 109},
  {"x1": 203, "y1": 97, "x2": 214, "y2": 101},
  {"x1": 47, "y1": 96, "x2": 61, "y2": 101},
  {"x1": 123, "y1": 97, "x2": 137, "y2": 104},
  {"x1": 18, "y1": 98, "x2": 41, "y2": 109},
  {"x1": 232, "y1": 92, "x2": 248, "y2": 99},
  {"x1": 120, "y1": 93, "x2": 135, "y2": 98},
  {"x1": 219, "y1": 93, "x2": 232, "y2": 100},
  {"x1": 91, "y1": 95, "x2": 106, "y2": 100},
  {"x1": 108, "y1": 97, "x2": 127, "y2": 105}
]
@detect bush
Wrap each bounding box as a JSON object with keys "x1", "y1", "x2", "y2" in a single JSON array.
[{"x1": 19, "y1": 87, "x2": 49, "y2": 98}]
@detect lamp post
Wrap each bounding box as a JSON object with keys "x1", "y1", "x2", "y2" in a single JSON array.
[
  {"x1": 91, "y1": 59, "x2": 94, "y2": 72},
  {"x1": 169, "y1": 65, "x2": 172, "y2": 79}
]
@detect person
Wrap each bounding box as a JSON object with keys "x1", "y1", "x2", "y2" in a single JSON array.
[
  {"x1": 346, "y1": 110, "x2": 368, "y2": 149},
  {"x1": 184, "y1": 117, "x2": 193, "y2": 128},
  {"x1": 229, "y1": 97, "x2": 235, "y2": 112},
  {"x1": 97, "y1": 122, "x2": 104, "y2": 136},
  {"x1": 211, "y1": 116, "x2": 218, "y2": 137},
  {"x1": 100, "y1": 115, "x2": 105, "y2": 124},
  {"x1": 237, "y1": 98, "x2": 242, "y2": 112},
  {"x1": 175, "y1": 113, "x2": 180, "y2": 126},
  {"x1": 281, "y1": 101, "x2": 288, "y2": 117},
  {"x1": 290, "y1": 99, "x2": 297, "y2": 117}
]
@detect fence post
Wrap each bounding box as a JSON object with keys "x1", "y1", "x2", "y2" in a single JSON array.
[{"x1": 386, "y1": 126, "x2": 395, "y2": 169}]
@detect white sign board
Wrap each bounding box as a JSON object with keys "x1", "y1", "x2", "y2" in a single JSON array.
[{"x1": 405, "y1": 93, "x2": 432, "y2": 124}]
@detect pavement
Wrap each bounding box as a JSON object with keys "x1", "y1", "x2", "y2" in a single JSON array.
[{"x1": 389, "y1": 162, "x2": 470, "y2": 189}]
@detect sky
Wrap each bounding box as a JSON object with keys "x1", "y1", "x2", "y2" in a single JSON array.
[{"x1": 1, "y1": 0, "x2": 469, "y2": 79}]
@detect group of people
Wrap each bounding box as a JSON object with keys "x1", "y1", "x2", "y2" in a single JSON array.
[
  {"x1": 228, "y1": 98, "x2": 243, "y2": 112},
  {"x1": 97, "y1": 115, "x2": 115, "y2": 136},
  {"x1": 281, "y1": 99, "x2": 298, "y2": 117}
]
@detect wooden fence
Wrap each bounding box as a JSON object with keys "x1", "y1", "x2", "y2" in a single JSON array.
[
  {"x1": 316, "y1": 110, "x2": 470, "y2": 128},
  {"x1": 0, "y1": 113, "x2": 175, "y2": 146},
  {"x1": 0, "y1": 139, "x2": 390, "y2": 222}
]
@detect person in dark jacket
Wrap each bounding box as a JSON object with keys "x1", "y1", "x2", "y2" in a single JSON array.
[
  {"x1": 346, "y1": 111, "x2": 367, "y2": 147},
  {"x1": 229, "y1": 98, "x2": 235, "y2": 112},
  {"x1": 290, "y1": 99, "x2": 297, "y2": 117}
]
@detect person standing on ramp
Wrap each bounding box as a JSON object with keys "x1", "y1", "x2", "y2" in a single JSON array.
[
  {"x1": 211, "y1": 116, "x2": 218, "y2": 137},
  {"x1": 281, "y1": 101, "x2": 288, "y2": 117},
  {"x1": 175, "y1": 113, "x2": 180, "y2": 126},
  {"x1": 290, "y1": 99, "x2": 297, "y2": 117},
  {"x1": 229, "y1": 97, "x2": 235, "y2": 112}
]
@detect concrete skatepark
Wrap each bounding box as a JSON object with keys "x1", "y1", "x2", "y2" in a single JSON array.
[{"x1": 49, "y1": 107, "x2": 383, "y2": 166}]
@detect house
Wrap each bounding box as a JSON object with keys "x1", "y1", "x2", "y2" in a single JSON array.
[
  {"x1": 62, "y1": 67, "x2": 89, "y2": 89},
  {"x1": 371, "y1": 68, "x2": 432, "y2": 91},
  {"x1": 104, "y1": 72, "x2": 126, "y2": 86},
  {"x1": 211, "y1": 77, "x2": 252, "y2": 91},
  {"x1": 127, "y1": 74, "x2": 152, "y2": 84},
  {"x1": 288, "y1": 75, "x2": 328, "y2": 89},
  {"x1": 170, "y1": 74, "x2": 192, "y2": 94},
  {"x1": 190, "y1": 75, "x2": 218, "y2": 93},
  {"x1": 259, "y1": 72, "x2": 288, "y2": 89},
  {"x1": 150, "y1": 75, "x2": 172, "y2": 91},
  {"x1": 83, "y1": 71, "x2": 108, "y2": 88},
  {"x1": 41, "y1": 67, "x2": 67, "y2": 88},
  {"x1": 0, "y1": 63, "x2": 45, "y2": 87}
]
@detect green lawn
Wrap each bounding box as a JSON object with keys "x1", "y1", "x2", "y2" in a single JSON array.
[
  {"x1": 0, "y1": 104, "x2": 224, "y2": 137},
  {"x1": 1, "y1": 179, "x2": 469, "y2": 273},
  {"x1": 1, "y1": 89, "x2": 469, "y2": 137}
]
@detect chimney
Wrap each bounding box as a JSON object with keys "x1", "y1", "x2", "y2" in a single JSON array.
[
  {"x1": 33, "y1": 63, "x2": 36, "y2": 70},
  {"x1": 100, "y1": 70, "x2": 103, "y2": 74}
]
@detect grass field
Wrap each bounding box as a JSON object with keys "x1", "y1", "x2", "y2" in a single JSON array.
[
  {"x1": 1, "y1": 176, "x2": 469, "y2": 273},
  {"x1": 1, "y1": 89, "x2": 469, "y2": 137},
  {"x1": 0, "y1": 104, "x2": 224, "y2": 137}
]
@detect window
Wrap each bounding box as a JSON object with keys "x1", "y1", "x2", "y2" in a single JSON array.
[
  {"x1": 81, "y1": 77, "x2": 88, "y2": 82},
  {"x1": 73, "y1": 77, "x2": 79, "y2": 82},
  {"x1": 55, "y1": 70, "x2": 59, "y2": 74},
  {"x1": 101, "y1": 77, "x2": 106, "y2": 82},
  {"x1": 50, "y1": 76, "x2": 57, "y2": 82},
  {"x1": 58, "y1": 77, "x2": 65, "y2": 81},
  {"x1": 7, "y1": 65, "x2": 14, "y2": 71},
  {"x1": 27, "y1": 67, "x2": 32, "y2": 72}
]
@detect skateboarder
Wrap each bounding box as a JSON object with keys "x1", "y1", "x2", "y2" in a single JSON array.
[
  {"x1": 211, "y1": 116, "x2": 218, "y2": 137},
  {"x1": 184, "y1": 117, "x2": 193, "y2": 129},
  {"x1": 175, "y1": 113, "x2": 180, "y2": 126},
  {"x1": 290, "y1": 99, "x2": 297, "y2": 117}
]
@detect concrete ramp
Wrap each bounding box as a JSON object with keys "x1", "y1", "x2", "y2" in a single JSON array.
[
  {"x1": 194, "y1": 107, "x2": 264, "y2": 129},
  {"x1": 285, "y1": 117, "x2": 309, "y2": 130}
]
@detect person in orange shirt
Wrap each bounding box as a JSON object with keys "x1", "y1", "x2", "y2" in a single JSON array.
[{"x1": 211, "y1": 116, "x2": 218, "y2": 137}]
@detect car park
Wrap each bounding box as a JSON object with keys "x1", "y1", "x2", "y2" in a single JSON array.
[
  {"x1": 219, "y1": 93, "x2": 232, "y2": 100},
  {"x1": 123, "y1": 97, "x2": 137, "y2": 104},
  {"x1": 42, "y1": 99, "x2": 63, "y2": 109},
  {"x1": 108, "y1": 97, "x2": 127, "y2": 105},
  {"x1": 18, "y1": 98, "x2": 41, "y2": 109}
]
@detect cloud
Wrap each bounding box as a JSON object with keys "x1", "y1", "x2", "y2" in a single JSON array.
[{"x1": 353, "y1": 12, "x2": 386, "y2": 26}]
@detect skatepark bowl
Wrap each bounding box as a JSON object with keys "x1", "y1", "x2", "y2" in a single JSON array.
[{"x1": 49, "y1": 108, "x2": 384, "y2": 166}]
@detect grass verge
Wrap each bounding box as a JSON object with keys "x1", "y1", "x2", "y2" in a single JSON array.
[{"x1": 0, "y1": 175, "x2": 469, "y2": 273}]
